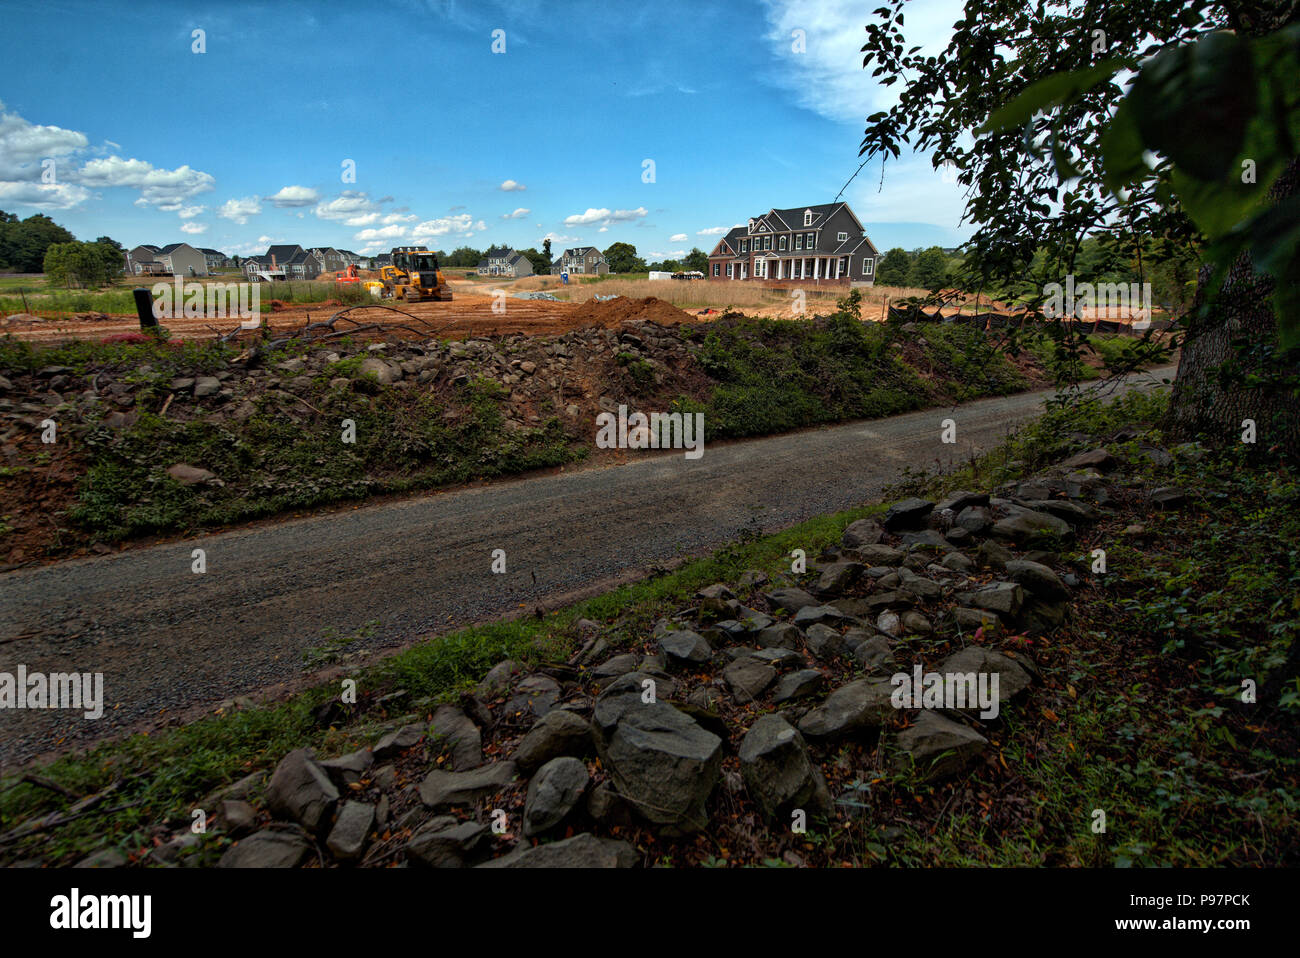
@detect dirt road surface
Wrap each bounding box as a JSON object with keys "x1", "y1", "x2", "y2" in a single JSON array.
[{"x1": 0, "y1": 367, "x2": 1175, "y2": 767}]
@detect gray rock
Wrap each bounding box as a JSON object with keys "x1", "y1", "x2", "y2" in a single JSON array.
[
  {"x1": 659, "y1": 629, "x2": 712, "y2": 665},
  {"x1": 757, "y1": 623, "x2": 802, "y2": 649},
  {"x1": 851, "y1": 543, "x2": 905, "y2": 565},
  {"x1": 218, "y1": 827, "x2": 312, "y2": 868},
  {"x1": 319, "y1": 748, "x2": 374, "y2": 787},
  {"x1": 960, "y1": 581, "x2": 1024, "y2": 617},
  {"x1": 803, "y1": 622, "x2": 845, "y2": 659},
  {"x1": 512, "y1": 709, "x2": 592, "y2": 774},
  {"x1": 522, "y1": 756, "x2": 589, "y2": 836},
  {"x1": 165, "y1": 462, "x2": 217, "y2": 486},
  {"x1": 429, "y1": 705, "x2": 483, "y2": 770},
  {"x1": 74, "y1": 848, "x2": 128, "y2": 868},
  {"x1": 891, "y1": 711, "x2": 988, "y2": 781},
  {"x1": 738, "y1": 714, "x2": 832, "y2": 823},
  {"x1": 265, "y1": 749, "x2": 339, "y2": 832},
  {"x1": 591, "y1": 685, "x2": 722, "y2": 832},
  {"x1": 842, "y1": 517, "x2": 885, "y2": 547},
  {"x1": 586, "y1": 782, "x2": 636, "y2": 826},
  {"x1": 991, "y1": 508, "x2": 1073, "y2": 543},
  {"x1": 941, "y1": 551, "x2": 975, "y2": 572},
  {"x1": 1005, "y1": 559, "x2": 1069, "y2": 601},
  {"x1": 193, "y1": 376, "x2": 221, "y2": 397},
  {"x1": 479, "y1": 833, "x2": 636, "y2": 868},
  {"x1": 502, "y1": 674, "x2": 561, "y2": 721},
  {"x1": 407, "y1": 819, "x2": 489, "y2": 868},
  {"x1": 326, "y1": 800, "x2": 375, "y2": 861},
  {"x1": 373, "y1": 723, "x2": 424, "y2": 760},
  {"x1": 797, "y1": 679, "x2": 895, "y2": 738},
  {"x1": 1059, "y1": 447, "x2": 1114, "y2": 470},
  {"x1": 793, "y1": 604, "x2": 850, "y2": 628},
  {"x1": 852, "y1": 635, "x2": 896, "y2": 672},
  {"x1": 218, "y1": 799, "x2": 258, "y2": 838},
  {"x1": 883, "y1": 497, "x2": 934, "y2": 531},
  {"x1": 772, "y1": 669, "x2": 825, "y2": 703},
  {"x1": 1150, "y1": 486, "x2": 1187, "y2": 509},
  {"x1": 815, "y1": 561, "x2": 865, "y2": 595},
  {"x1": 418, "y1": 762, "x2": 518, "y2": 809},
  {"x1": 948, "y1": 607, "x2": 1003, "y2": 633},
  {"x1": 722, "y1": 657, "x2": 777, "y2": 702},
  {"x1": 977, "y1": 539, "x2": 1014, "y2": 570},
  {"x1": 477, "y1": 658, "x2": 521, "y2": 697},
  {"x1": 764, "y1": 587, "x2": 820, "y2": 613},
  {"x1": 935, "y1": 491, "x2": 989, "y2": 514},
  {"x1": 937, "y1": 646, "x2": 1033, "y2": 703},
  {"x1": 901, "y1": 611, "x2": 932, "y2": 635},
  {"x1": 749, "y1": 647, "x2": 802, "y2": 667},
  {"x1": 359, "y1": 356, "x2": 399, "y2": 384}
]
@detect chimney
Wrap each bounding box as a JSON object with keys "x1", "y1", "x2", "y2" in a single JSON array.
[{"x1": 271, "y1": 254, "x2": 277, "y2": 269}]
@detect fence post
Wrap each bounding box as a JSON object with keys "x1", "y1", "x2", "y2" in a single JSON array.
[{"x1": 133, "y1": 287, "x2": 156, "y2": 329}]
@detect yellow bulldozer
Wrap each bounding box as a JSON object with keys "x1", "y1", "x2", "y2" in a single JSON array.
[{"x1": 379, "y1": 246, "x2": 452, "y2": 302}]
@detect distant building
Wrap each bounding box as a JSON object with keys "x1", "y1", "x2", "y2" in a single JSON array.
[
  {"x1": 154, "y1": 243, "x2": 208, "y2": 277},
  {"x1": 549, "y1": 246, "x2": 608, "y2": 275},
  {"x1": 476, "y1": 246, "x2": 534, "y2": 277},
  {"x1": 706, "y1": 203, "x2": 878, "y2": 285},
  {"x1": 127, "y1": 244, "x2": 164, "y2": 275},
  {"x1": 197, "y1": 247, "x2": 230, "y2": 272},
  {"x1": 309, "y1": 248, "x2": 347, "y2": 274}
]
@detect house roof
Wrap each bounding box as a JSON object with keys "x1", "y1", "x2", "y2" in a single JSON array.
[
  {"x1": 156, "y1": 243, "x2": 194, "y2": 255},
  {"x1": 265, "y1": 244, "x2": 305, "y2": 263},
  {"x1": 134, "y1": 244, "x2": 160, "y2": 253},
  {"x1": 283, "y1": 250, "x2": 321, "y2": 265},
  {"x1": 197, "y1": 247, "x2": 224, "y2": 256},
  {"x1": 563, "y1": 246, "x2": 600, "y2": 257},
  {"x1": 483, "y1": 246, "x2": 514, "y2": 258}
]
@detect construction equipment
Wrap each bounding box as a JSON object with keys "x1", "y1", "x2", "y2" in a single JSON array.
[
  {"x1": 379, "y1": 246, "x2": 452, "y2": 302},
  {"x1": 334, "y1": 263, "x2": 361, "y2": 284}
]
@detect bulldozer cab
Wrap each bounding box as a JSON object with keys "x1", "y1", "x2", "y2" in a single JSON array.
[{"x1": 392, "y1": 247, "x2": 439, "y2": 274}]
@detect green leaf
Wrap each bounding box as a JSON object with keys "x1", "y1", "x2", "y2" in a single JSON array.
[
  {"x1": 979, "y1": 57, "x2": 1129, "y2": 134},
  {"x1": 1128, "y1": 31, "x2": 1257, "y2": 181},
  {"x1": 1099, "y1": 97, "x2": 1147, "y2": 195}
]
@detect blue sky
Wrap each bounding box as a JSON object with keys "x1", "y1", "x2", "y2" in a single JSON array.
[{"x1": 0, "y1": 0, "x2": 970, "y2": 260}]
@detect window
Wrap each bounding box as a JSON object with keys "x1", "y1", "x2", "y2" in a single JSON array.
[
  {"x1": 727, "y1": 264, "x2": 733, "y2": 277},
  {"x1": 806, "y1": 232, "x2": 815, "y2": 248},
  {"x1": 779, "y1": 235, "x2": 787, "y2": 251},
  {"x1": 740, "y1": 239, "x2": 748, "y2": 252},
  {"x1": 863, "y1": 258, "x2": 873, "y2": 275},
  {"x1": 804, "y1": 210, "x2": 813, "y2": 225},
  {"x1": 837, "y1": 232, "x2": 848, "y2": 242},
  {"x1": 765, "y1": 236, "x2": 772, "y2": 250},
  {"x1": 713, "y1": 263, "x2": 720, "y2": 276},
  {"x1": 795, "y1": 235, "x2": 803, "y2": 250}
]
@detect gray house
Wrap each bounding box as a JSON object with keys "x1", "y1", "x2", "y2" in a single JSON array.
[
  {"x1": 309, "y1": 248, "x2": 347, "y2": 274},
  {"x1": 284, "y1": 249, "x2": 323, "y2": 280},
  {"x1": 154, "y1": 243, "x2": 208, "y2": 277},
  {"x1": 476, "y1": 247, "x2": 534, "y2": 277},
  {"x1": 197, "y1": 247, "x2": 229, "y2": 272},
  {"x1": 127, "y1": 244, "x2": 164, "y2": 275},
  {"x1": 550, "y1": 246, "x2": 608, "y2": 275},
  {"x1": 707, "y1": 203, "x2": 878, "y2": 285}
]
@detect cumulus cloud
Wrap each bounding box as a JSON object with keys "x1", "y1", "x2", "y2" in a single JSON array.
[
  {"x1": 0, "y1": 101, "x2": 88, "y2": 179},
  {"x1": 266, "y1": 185, "x2": 319, "y2": 208},
  {"x1": 76, "y1": 155, "x2": 215, "y2": 208},
  {"x1": 353, "y1": 224, "x2": 409, "y2": 242},
  {"x1": 563, "y1": 206, "x2": 648, "y2": 227},
  {"x1": 410, "y1": 214, "x2": 487, "y2": 239},
  {"x1": 217, "y1": 196, "x2": 262, "y2": 224},
  {"x1": 500, "y1": 207, "x2": 530, "y2": 219},
  {"x1": 0, "y1": 180, "x2": 90, "y2": 210},
  {"x1": 177, "y1": 204, "x2": 206, "y2": 219},
  {"x1": 179, "y1": 221, "x2": 208, "y2": 234},
  {"x1": 541, "y1": 231, "x2": 577, "y2": 245},
  {"x1": 669, "y1": 233, "x2": 687, "y2": 242},
  {"x1": 314, "y1": 190, "x2": 376, "y2": 222},
  {"x1": 697, "y1": 226, "x2": 728, "y2": 236},
  {"x1": 499, "y1": 179, "x2": 526, "y2": 191}
]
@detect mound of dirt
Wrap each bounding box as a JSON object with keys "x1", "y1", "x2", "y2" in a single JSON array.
[{"x1": 567, "y1": 296, "x2": 695, "y2": 328}]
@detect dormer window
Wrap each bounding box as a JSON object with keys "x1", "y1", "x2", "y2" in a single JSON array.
[{"x1": 804, "y1": 209, "x2": 813, "y2": 226}]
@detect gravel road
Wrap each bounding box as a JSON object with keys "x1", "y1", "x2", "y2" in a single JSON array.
[{"x1": 0, "y1": 367, "x2": 1174, "y2": 767}]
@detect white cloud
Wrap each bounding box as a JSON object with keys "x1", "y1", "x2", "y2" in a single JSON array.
[
  {"x1": 77, "y1": 155, "x2": 215, "y2": 208},
  {"x1": 647, "y1": 249, "x2": 686, "y2": 260},
  {"x1": 696, "y1": 226, "x2": 728, "y2": 236},
  {"x1": 541, "y1": 231, "x2": 578, "y2": 245},
  {"x1": 598, "y1": 226, "x2": 608, "y2": 233},
  {"x1": 314, "y1": 190, "x2": 376, "y2": 221},
  {"x1": 0, "y1": 180, "x2": 90, "y2": 209},
  {"x1": 500, "y1": 207, "x2": 530, "y2": 219},
  {"x1": 177, "y1": 204, "x2": 206, "y2": 219},
  {"x1": 669, "y1": 233, "x2": 687, "y2": 242},
  {"x1": 563, "y1": 206, "x2": 648, "y2": 227},
  {"x1": 500, "y1": 179, "x2": 526, "y2": 191},
  {"x1": 180, "y1": 221, "x2": 208, "y2": 234},
  {"x1": 410, "y1": 214, "x2": 486, "y2": 239},
  {"x1": 217, "y1": 196, "x2": 262, "y2": 224},
  {"x1": 354, "y1": 224, "x2": 409, "y2": 242},
  {"x1": 267, "y1": 185, "x2": 319, "y2": 207},
  {"x1": 760, "y1": 0, "x2": 964, "y2": 125},
  {"x1": 0, "y1": 101, "x2": 88, "y2": 179}
]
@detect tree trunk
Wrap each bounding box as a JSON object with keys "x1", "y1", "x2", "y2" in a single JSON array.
[{"x1": 1165, "y1": 159, "x2": 1299, "y2": 453}]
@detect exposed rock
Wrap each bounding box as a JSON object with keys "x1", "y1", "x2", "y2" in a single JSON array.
[
  {"x1": 764, "y1": 587, "x2": 820, "y2": 613},
  {"x1": 407, "y1": 819, "x2": 489, "y2": 868},
  {"x1": 797, "y1": 678, "x2": 895, "y2": 738},
  {"x1": 479, "y1": 833, "x2": 636, "y2": 868},
  {"x1": 265, "y1": 749, "x2": 339, "y2": 832},
  {"x1": 851, "y1": 543, "x2": 905, "y2": 565},
  {"x1": 502, "y1": 674, "x2": 561, "y2": 721},
  {"x1": 429, "y1": 705, "x2": 483, "y2": 770},
  {"x1": 803, "y1": 622, "x2": 846, "y2": 659},
  {"x1": 772, "y1": 669, "x2": 825, "y2": 704},
  {"x1": 418, "y1": 762, "x2": 518, "y2": 809},
  {"x1": 883, "y1": 497, "x2": 934, "y2": 531},
  {"x1": 373, "y1": 723, "x2": 424, "y2": 759},
  {"x1": 522, "y1": 756, "x2": 589, "y2": 836},
  {"x1": 937, "y1": 646, "x2": 1033, "y2": 703},
  {"x1": 815, "y1": 561, "x2": 865, "y2": 595},
  {"x1": 738, "y1": 714, "x2": 832, "y2": 823},
  {"x1": 74, "y1": 848, "x2": 128, "y2": 869},
  {"x1": 960, "y1": 581, "x2": 1024, "y2": 617},
  {"x1": 1005, "y1": 559, "x2": 1069, "y2": 601},
  {"x1": 757, "y1": 623, "x2": 802, "y2": 649},
  {"x1": 842, "y1": 517, "x2": 885, "y2": 547},
  {"x1": 890, "y1": 711, "x2": 988, "y2": 781},
  {"x1": 852, "y1": 635, "x2": 897, "y2": 672},
  {"x1": 477, "y1": 659, "x2": 521, "y2": 698},
  {"x1": 217, "y1": 827, "x2": 312, "y2": 868},
  {"x1": 193, "y1": 376, "x2": 221, "y2": 397},
  {"x1": 901, "y1": 610, "x2": 933, "y2": 635},
  {"x1": 326, "y1": 800, "x2": 375, "y2": 862},
  {"x1": 1150, "y1": 486, "x2": 1187, "y2": 510},
  {"x1": 512, "y1": 709, "x2": 592, "y2": 774},
  {"x1": 722, "y1": 657, "x2": 777, "y2": 701},
  {"x1": 792, "y1": 604, "x2": 850, "y2": 628},
  {"x1": 935, "y1": 491, "x2": 989, "y2": 514},
  {"x1": 991, "y1": 508, "x2": 1073, "y2": 543},
  {"x1": 1060, "y1": 448, "x2": 1114, "y2": 471},
  {"x1": 319, "y1": 748, "x2": 374, "y2": 787},
  {"x1": 218, "y1": 799, "x2": 258, "y2": 838},
  {"x1": 659, "y1": 628, "x2": 712, "y2": 665},
  {"x1": 165, "y1": 462, "x2": 218, "y2": 486}
]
